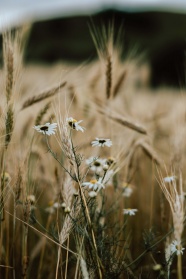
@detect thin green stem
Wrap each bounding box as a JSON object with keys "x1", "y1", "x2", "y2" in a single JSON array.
[{"x1": 44, "y1": 134, "x2": 75, "y2": 180}]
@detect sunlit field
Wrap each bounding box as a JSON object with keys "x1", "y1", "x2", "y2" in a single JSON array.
[{"x1": 0, "y1": 26, "x2": 185, "y2": 279}]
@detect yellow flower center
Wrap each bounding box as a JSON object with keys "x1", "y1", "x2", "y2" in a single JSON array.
[
  {"x1": 90, "y1": 179, "x2": 98, "y2": 184},
  {"x1": 40, "y1": 125, "x2": 49, "y2": 131},
  {"x1": 106, "y1": 157, "x2": 115, "y2": 166},
  {"x1": 48, "y1": 200, "x2": 54, "y2": 206},
  {"x1": 68, "y1": 119, "x2": 77, "y2": 129},
  {"x1": 99, "y1": 139, "x2": 106, "y2": 144},
  {"x1": 123, "y1": 182, "x2": 132, "y2": 189},
  {"x1": 93, "y1": 161, "x2": 101, "y2": 167}
]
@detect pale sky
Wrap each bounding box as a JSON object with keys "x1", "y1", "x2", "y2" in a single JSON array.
[{"x1": 0, "y1": 0, "x2": 186, "y2": 32}]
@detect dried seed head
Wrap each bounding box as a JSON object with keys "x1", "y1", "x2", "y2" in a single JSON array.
[{"x1": 5, "y1": 104, "x2": 14, "y2": 149}]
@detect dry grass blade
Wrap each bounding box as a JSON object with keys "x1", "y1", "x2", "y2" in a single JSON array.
[
  {"x1": 21, "y1": 81, "x2": 66, "y2": 110},
  {"x1": 137, "y1": 140, "x2": 162, "y2": 166},
  {"x1": 97, "y1": 106, "x2": 147, "y2": 135}
]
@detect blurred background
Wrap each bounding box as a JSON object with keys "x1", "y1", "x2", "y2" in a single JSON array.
[{"x1": 1, "y1": 0, "x2": 186, "y2": 87}]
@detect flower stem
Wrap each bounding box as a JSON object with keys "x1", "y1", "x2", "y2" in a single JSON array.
[
  {"x1": 177, "y1": 254, "x2": 183, "y2": 279},
  {"x1": 44, "y1": 134, "x2": 75, "y2": 181}
]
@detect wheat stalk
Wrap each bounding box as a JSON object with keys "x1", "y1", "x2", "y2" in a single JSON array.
[
  {"x1": 62, "y1": 175, "x2": 75, "y2": 210},
  {"x1": 106, "y1": 54, "x2": 112, "y2": 99},
  {"x1": 5, "y1": 104, "x2": 14, "y2": 149},
  {"x1": 35, "y1": 102, "x2": 51, "y2": 125},
  {"x1": 97, "y1": 105, "x2": 147, "y2": 135},
  {"x1": 137, "y1": 140, "x2": 162, "y2": 166},
  {"x1": 157, "y1": 167, "x2": 185, "y2": 279},
  {"x1": 21, "y1": 81, "x2": 66, "y2": 110},
  {"x1": 4, "y1": 37, "x2": 14, "y2": 103},
  {"x1": 59, "y1": 196, "x2": 81, "y2": 245}
]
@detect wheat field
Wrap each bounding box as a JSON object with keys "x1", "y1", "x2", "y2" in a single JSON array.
[{"x1": 0, "y1": 25, "x2": 185, "y2": 279}]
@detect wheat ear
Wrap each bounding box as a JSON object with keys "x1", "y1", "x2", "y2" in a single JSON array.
[
  {"x1": 97, "y1": 106, "x2": 147, "y2": 135},
  {"x1": 21, "y1": 81, "x2": 66, "y2": 110}
]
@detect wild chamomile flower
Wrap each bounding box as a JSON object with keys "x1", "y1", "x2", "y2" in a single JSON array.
[
  {"x1": 164, "y1": 176, "x2": 176, "y2": 183},
  {"x1": 91, "y1": 138, "x2": 112, "y2": 147},
  {"x1": 170, "y1": 240, "x2": 185, "y2": 256},
  {"x1": 122, "y1": 183, "x2": 134, "y2": 197},
  {"x1": 123, "y1": 208, "x2": 138, "y2": 216},
  {"x1": 33, "y1": 122, "x2": 57, "y2": 136},
  {"x1": 66, "y1": 117, "x2": 85, "y2": 132},
  {"x1": 82, "y1": 178, "x2": 105, "y2": 191},
  {"x1": 86, "y1": 157, "x2": 104, "y2": 172},
  {"x1": 45, "y1": 201, "x2": 64, "y2": 214}
]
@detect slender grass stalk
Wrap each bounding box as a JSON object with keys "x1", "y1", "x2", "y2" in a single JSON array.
[
  {"x1": 55, "y1": 247, "x2": 61, "y2": 279},
  {"x1": 22, "y1": 201, "x2": 30, "y2": 279},
  {"x1": 64, "y1": 236, "x2": 69, "y2": 279},
  {"x1": 6, "y1": 210, "x2": 79, "y2": 256},
  {"x1": 77, "y1": 180, "x2": 103, "y2": 279},
  {"x1": 74, "y1": 235, "x2": 85, "y2": 279},
  {"x1": 37, "y1": 214, "x2": 53, "y2": 279},
  {"x1": 22, "y1": 225, "x2": 29, "y2": 279}
]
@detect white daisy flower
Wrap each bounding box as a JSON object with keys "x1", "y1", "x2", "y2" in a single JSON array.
[
  {"x1": 170, "y1": 240, "x2": 185, "y2": 256},
  {"x1": 82, "y1": 178, "x2": 105, "y2": 191},
  {"x1": 45, "y1": 201, "x2": 62, "y2": 214},
  {"x1": 123, "y1": 208, "x2": 138, "y2": 216},
  {"x1": 66, "y1": 117, "x2": 85, "y2": 132},
  {"x1": 86, "y1": 157, "x2": 104, "y2": 172},
  {"x1": 45, "y1": 206, "x2": 55, "y2": 214},
  {"x1": 33, "y1": 122, "x2": 57, "y2": 136},
  {"x1": 91, "y1": 138, "x2": 112, "y2": 147},
  {"x1": 122, "y1": 183, "x2": 134, "y2": 198},
  {"x1": 164, "y1": 176, "x2": 176, "y2": 183},
  {"x1": 53, "y1": 202, "x2": 63, "y2": 208}
]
